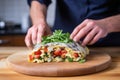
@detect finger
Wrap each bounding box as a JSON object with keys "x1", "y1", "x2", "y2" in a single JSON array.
[
  {"x1": 31, "y1": 26, "x2": 38, "y2": 45},
  {"x1": 73, "y1": 21, "x2": 95, "y2": 42},
  {"x1": 37, "y1": 24, "x2": 45, "y2": 43},
  {"x1": 70, "y1": 19, "x2": 90, "y2": 39},
  {"x1": 88, "y1": 30, "x2": 103, "y2": 45},
  {"x1": 81, "y1": 26, "x2": 99, "y2": 46},
  {"x1": 25, "y1": 28, "x2": 33, "y2": 49}
]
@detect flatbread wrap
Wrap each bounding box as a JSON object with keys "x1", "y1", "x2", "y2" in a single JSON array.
[{"x1": 28, "y1": 30, "x2": 89, "y2": 63}]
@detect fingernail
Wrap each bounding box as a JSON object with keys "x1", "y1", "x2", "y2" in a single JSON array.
[
  {"x1": 70, "y1": 35, "x2": 73, "y2": 39},
  {"x1": 37, "y1": 42, "x2": 40, "y2": 44},
  {"x1": 73, "y1": 38, "x2": 77, "y2": 42},
  {"x1": 37, "y1": 40, "x2": 41, "y2": 44},
  {"x1": 81, "y1": 42, "x2": 85, "y2": 46},
  {"x1": 33, "y1": 41, "x2": 36, "y2": 45}
]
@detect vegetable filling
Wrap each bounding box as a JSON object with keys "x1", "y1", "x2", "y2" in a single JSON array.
[{"x1": 28, "y1": 30, "x2": 89, "y2": 63}]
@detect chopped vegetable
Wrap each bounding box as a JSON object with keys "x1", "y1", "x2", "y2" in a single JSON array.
[
  {"x1": 61, "y1": 50, "x2": 67, "y2": 54},
  {"x1": 34, "y1": 55, "x2": 40, "y2": 59},
  {"x1": 39, "y1": 57, "x2": 43, "y2": 60},
  {"x1": 67, "y1": 57, "x2": 73, "y2": 62},
  {"x1": 44, "y1": 46, "x2": 48, "y2": 53},
  {"x1": 34, "y1": 50, "x2": 41, "y2": 55},
  {"x1": 79, "y1": 59, "x2": 86, "y2": 63},
  {"x1": 44, "y1": 53, "x2": 49, "y2": 57},
  {"x1": 54, "y1": 49, "x2": 62, "y2": 56},
  {"x1": 29, "y1": 55, "x2": 34, "y2": 61},
  {"x1": 73, "y1": 53, "x2": 79, "y2": 58},
  {"x1": 61, "y1": 53, "x2": 66, "y2": 58}
]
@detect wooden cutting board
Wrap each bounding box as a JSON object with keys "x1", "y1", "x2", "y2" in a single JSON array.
[{"x1": 6, "y1": 51, "x2": 111, "y2": 77}]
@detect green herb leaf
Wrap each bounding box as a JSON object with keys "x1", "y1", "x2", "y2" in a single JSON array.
[
  {"x1": 39, "y1": 57, "x2": 43, "y2": 60},
  {"x1": 41, "y1": 30, "x2": 73, "y2": 44},
  {"x1": 79, "y1": 59, "x2": 86, "y2": 63},
  {"x1": 67, "y1": 57, "x2": 73, "y2": 62},
  {"x1": 44, "y1": 53, "x2": 49, "y2": 57}
]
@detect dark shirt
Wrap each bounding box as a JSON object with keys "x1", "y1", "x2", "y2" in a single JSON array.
[
  {"x1": 28, "y1": 0, "x2": 120, "y2": 46},
  {"x1": 28, "y1": 0, "x2": 120, "y2": 32}
]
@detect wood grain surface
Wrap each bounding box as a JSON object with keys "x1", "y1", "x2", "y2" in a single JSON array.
[
  {"x1": 0, "y1": 47, "x2": 120, "y2": 80},
  {"x1": 6, "y1": 50, "x2": 111, "y2": 77}
]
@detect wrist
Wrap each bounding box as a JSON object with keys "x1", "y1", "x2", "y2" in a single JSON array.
[
  {"x1": 104, "y1": 18, "x2": 114, "y2": 33},
  {"x1": 32, "y1": 19, "x2": 46, "y2": 25},
  {"x1": 100, "y1": 15, "x2": 120, "y2": 33},
  {"x1": 30, "y1": 0, "x2": 47, "y2": 26},
  {"x1": 99, "y1": 18, "x2": 113, "y2": 33}
]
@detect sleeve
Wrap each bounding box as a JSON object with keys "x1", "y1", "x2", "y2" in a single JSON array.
[{"x1": 27, "y1": 0, "x2": 52, "y2": 7}]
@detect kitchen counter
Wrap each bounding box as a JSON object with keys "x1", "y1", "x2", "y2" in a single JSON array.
[
  {"x1": 0, "y1": 29, "x2": 26, "y2": 35},
  {"x1": 0, "y1": 47, "x2": 120, "y2": 80}
]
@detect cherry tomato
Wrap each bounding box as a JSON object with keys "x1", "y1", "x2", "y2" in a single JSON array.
[
  {"x1": 34, "y1": 55, "x2": 40, "y2": 59},
  {"x1": 54, "y1": 49, "x2": 61, "y2": 56},
  {"x1": 73, "y1": 53, "x2": 79, "y2": 58},
  {"x1": 44, "y1": 46, "x2": 48, "y2": 53},
  {"x1": 29, "y1": 55, "x2": 34, "y2": 61},
  {"x1": 61, "y1": 50, "x2": 67, "y2": 54},
  {"x1": 34, "y1": 50, "x2": 41, "y2": 55},
  {"x1": 61, "y1": 53, "x2": 66, "y2": 58}
]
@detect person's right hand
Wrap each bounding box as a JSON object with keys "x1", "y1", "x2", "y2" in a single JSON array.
[{"x1": 25, "y1": 23, "x2": 52, "y2": 49}]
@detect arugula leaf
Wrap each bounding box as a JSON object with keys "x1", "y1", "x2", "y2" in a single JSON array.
[
  {"x1": 79, "y1": 59, "x2": 86, "y2": 63},
  {"x1": 42, "y1": 30, "x2": 73, "y2": 44},
  {"x1": 67, "y1": 57, "x2": 73, "y2": 62}
]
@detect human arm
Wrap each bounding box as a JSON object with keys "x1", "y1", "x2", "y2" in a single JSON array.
[
  {"x1": 25, "y1": 0, "x2": 52, "y2": 49},
  {"x1": 70, "y1": 14, "x2": 120, "y2": 46}
]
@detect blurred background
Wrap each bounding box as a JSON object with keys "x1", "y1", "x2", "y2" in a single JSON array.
[
  {"x1": 0, "y1": 0, "x2": 29, "y2": 32},
  {"x1": 0, "y1": 0, "x2": 119, "y2": 47},
  {"x1": 0, "y1": 0, "x2": 56, "y2": 46}
]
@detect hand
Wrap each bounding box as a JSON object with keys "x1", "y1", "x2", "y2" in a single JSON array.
[
  {"x1": 25, "y1": 23, "x2": 52, "y2": 49},
  {"x1": 70, "y1": 19, "x2": 109, "y2": 46}
]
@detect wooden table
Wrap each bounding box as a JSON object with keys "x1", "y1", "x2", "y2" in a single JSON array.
[{"x1": 0, "y1": 47, "x2": 120, "y2": 80}]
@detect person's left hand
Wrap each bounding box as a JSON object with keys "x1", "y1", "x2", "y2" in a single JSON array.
[{"x1": 70, "y1": 19, "x2": 109, "y2": 46}]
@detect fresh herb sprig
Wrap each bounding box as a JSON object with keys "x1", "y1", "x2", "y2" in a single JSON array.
[{"x1": 42, "y1": 30, "x2": 73, "y2": 44}]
